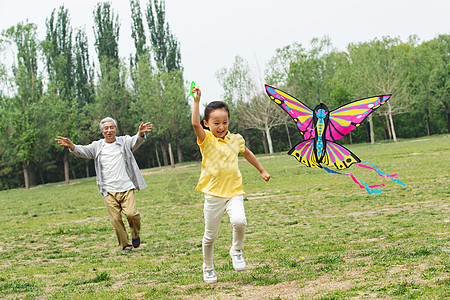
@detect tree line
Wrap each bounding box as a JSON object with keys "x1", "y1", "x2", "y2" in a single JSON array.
[{"x1": 0, "y1": 1, "x2": 448, "y2": 190}]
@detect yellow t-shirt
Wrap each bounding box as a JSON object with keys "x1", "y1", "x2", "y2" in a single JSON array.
[{"x1": 195, "y1": 130, "x2": 246, "y2": 198}]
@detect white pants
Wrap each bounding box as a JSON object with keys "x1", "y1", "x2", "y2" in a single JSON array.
[{"x1": 202, "y1": 194, "x2": 247, "y2": 268}]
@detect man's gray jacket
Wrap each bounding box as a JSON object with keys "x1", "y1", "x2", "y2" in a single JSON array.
[{"x1": 71, "y1": 134, "x2": 147, "y2": 196}]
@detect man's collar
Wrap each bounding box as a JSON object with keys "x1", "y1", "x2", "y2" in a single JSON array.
[{"x1": 101, "y1": 137, "x2": 122, "y2": 145}]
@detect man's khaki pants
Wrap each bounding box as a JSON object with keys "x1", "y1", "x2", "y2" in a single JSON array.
[{"x1": 104, "y1": 189, "x2": 141, "y2": 250}]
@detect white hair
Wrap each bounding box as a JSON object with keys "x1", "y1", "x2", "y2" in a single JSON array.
[{"x1": 99, "y1": 117, "x2": 117, "y2": 130}]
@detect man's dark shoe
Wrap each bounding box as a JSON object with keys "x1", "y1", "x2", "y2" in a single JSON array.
[
  {"x1": 122, "y1": 248, "x2": 132, "y2": 254},
  {"x1": 132, "y1": 236, "x2": 141, "y2": 248}
]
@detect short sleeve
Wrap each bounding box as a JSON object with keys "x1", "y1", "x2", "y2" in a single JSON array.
[
  {"x1": 238, "y1": 134, "x2": 246, "y2": 154},
  {"x1": 198, "y1": 130, "x2": 213, "y2": 148}
]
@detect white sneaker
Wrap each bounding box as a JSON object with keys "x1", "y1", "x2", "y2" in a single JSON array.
[
  {"x1": 229, "y1": 249, "x2": 246, "y2": 271},
  {"x1": 203, "y1": 266, "x2": 218, "y2": 283}
]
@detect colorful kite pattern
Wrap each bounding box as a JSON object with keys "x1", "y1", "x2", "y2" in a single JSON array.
[{"x1": 265, "y1": 84, "x2": 405, "y2": 193}]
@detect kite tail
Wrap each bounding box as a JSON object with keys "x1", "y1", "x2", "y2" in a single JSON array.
[
  {"x1": 322, "y1": 166, "x2": 384, "y2": 194},
  {"x1": 355, "y1": 161, "x2": 406, "y2": 187}
]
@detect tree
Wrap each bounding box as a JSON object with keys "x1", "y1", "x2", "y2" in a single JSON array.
[
  {"x1": 72, "y1": 28, "x2": 96, "y2": 179},
  {"x1": 130, "y1": 0, "x2": 148, "y2": 64},
  {"x1": 265, "y1": 42, "x2": 305, "y2": 87},
  {"x1": 157, "y1": 70, "x2": 189, "y2": 166},
  {"x1": 42, "y1": 6, "x2": 74, "y2": 101},
  {"x1": 238, "y1": 93, "x2": 285, "y2": 154},
  {"x1": 273, "y1": 38, "x2": 347, "y2": 146},
  {"x1": 74, "y1": 28, "x2": 94, "y2": 108},
  {"x1": 93, "y1": 2, "x2": 131, "y2": 135},
  {"x1": 409, "y1": 35, "x2": 449, "y2": 135},
  {"x1": 145, "y1": 0, "x2": 182, "y2": 72},
  {"x1": 216, "y1": 56, "x2": 254, "y2": 107},
  {"x1": 345, "y1": 42, "x2": 378, "y2": 143},
  {"x1": 2, "y1": 22, "x2": 47, "y2": 189},
  {"x1": 429, "y1": 34, "x2": 450, "y2": 133},
  {"x1": 93, "y1": 2, "x2": 120, "y2": 68},
  {"x1": 287, "y1": 37, "x2": 334, "y2": 107},
  {"x1": 42, "y1": 5, "x2": 80, "y2": 185},
  {"x1": 144, "y1": 0, "x2": 187, "y2": 167},
  {"x1": 216, "y1": 56, "x2": 255, "y2": 145},
  {"x1": 216, "y1": 56, "x2": 255, "y2": 143},
  {"x1": 265, "y1": 42, "x2": 308, "y2": 148},
  {"x1": 130, "y1": 56, "x2": 157, "y2": 159},
  {"x1": 347, "y1": 37, "x2": 411, "y2": 143},
  {"x1": 95, "y1": 60, "x2": 131, "y2": 134},
  {"x1": 217, "y1": 55, "x2": 285, "y2": 153}
]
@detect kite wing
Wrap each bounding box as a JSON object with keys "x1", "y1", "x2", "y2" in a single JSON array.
[
  {"x1": 326, "y1": 95, "x2": 391, "y2": 141},
  {"x1": 321, "y1": 141, "x2": 361, "y2": 170},
  {"x1": 265, "y1": 84, "x2": 315, "y2": 140},
  {"x1": 288, "y1": 139, "x2": 321, "y2": 168}
]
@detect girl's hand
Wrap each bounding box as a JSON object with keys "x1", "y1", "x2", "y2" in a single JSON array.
[
  {"x1": 191, "y1": 87, "x2": 205, "y2": 142},
  {"x1": 192, "y1": 87, "x2": 201, "y2": 102},
  {"x1": 260, "y1": 170, "x2": 271, "y2": 182}
]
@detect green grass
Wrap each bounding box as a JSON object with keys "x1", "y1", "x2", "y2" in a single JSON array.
[{"x1": 0, "y1": 134, "x2": 448, "y2": 299}]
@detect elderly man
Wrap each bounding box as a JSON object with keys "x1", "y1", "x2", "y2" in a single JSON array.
[{"x1": 55, "y1": 117, "x2": 153, "y2": 253}]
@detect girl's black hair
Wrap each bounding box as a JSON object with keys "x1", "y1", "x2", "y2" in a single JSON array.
[{"x1": 201, "y1": 101, "x2": 230, "y2": 129}]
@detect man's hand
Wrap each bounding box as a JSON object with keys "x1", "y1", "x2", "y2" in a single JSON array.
[
  {"x1": 139, "y1": 122, "x2": 153, "y2": 137},
  {"x1": 55, "y1": 136, "x2": 75, "y2": 151}
]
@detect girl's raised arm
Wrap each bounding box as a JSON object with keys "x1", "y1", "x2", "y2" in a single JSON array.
[{"x1": 191, "y1": 87, "x2": 206, "y2": 143}]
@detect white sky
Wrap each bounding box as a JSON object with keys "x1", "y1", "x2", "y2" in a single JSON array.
[{"x1": 1, "y1": 0, "x2": 449, "y2": 102}]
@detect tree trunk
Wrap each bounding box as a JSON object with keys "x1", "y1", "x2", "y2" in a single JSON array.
[
  {"x1": 388, "y1": 113, "x2": 398, "y2": 142},
  {"x1": 22, "y1": 163, "x2": 30, "y2": 189},
  {"x1": 63, "y1": 148, "x2": 70, "y2": 184},
  {"x1": 284, "y1": 121, "x2": 292, "y2": 148},
  {"x1": 160, "y1": 142, "x2": 168, "y2": 166},
  {"x1": 261, "y1": 130, "x2": 268, "y2": 154},
  {"x1": 425, "y1": 106, "x2": 431, "y2": 136},
  {"x1": 447, "y1": 109, "x2": 450, "y2": 133},
  {"x1": 85, "y1": 161, "x2": 90, "y2": 178},
  {"x1": 244, "y1": 129, "x2": 251, "y2": 150},
  {"x1": 368, "y1": 114, "x2": 375, "y2": 144},
  {"x1": 366, "y1": 122, "x2": 370, "y2": 143},
  {"x1": 38, "y1": 167, "x2": 45, "y2": 185},
  {"x1": 29, "y1": 163, "x2": 36, "y2": 187},
  {"x1": 265, "y1": 125, "x2": 273, "y2": 154},
  {"x1": 117, "y1": 119, "x2": 124, "y2": 136},
  {"x1": 168, "y1": 142, "x2": 175, "y2": 168},
  {"x1": 385, "y1": 114, "x2": 392, "y2": 140},
  {"x1": 176, "y1": 136, "x2": 183, "y2": 163},
  {"x1": 155, "y1": 147, "x2": 161, "y2": 167},
  {"x1": 378, "y1": 114, "x2": 388, "y2": 140},
  {"x1": 387, "y1": 102, "x2": 397, "y2": 142}
]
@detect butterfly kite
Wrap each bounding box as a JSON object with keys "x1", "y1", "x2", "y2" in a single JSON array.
[{"x1": 265, "y1": 84, "x2": 405, "y2": 193}]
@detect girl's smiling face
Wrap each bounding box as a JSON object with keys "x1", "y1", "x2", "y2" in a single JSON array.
[{"x1": 203, "y1": 108, "x2": 229, "y2": 139}]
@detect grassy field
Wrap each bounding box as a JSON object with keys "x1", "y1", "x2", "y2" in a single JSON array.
[{"x1": 0, "y1": 134, "x2": 448, "y2": 299}]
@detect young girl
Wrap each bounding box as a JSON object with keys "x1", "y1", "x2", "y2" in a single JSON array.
[{"x1": 191, "y1": 87, "x2": 270, "y2": 283}]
